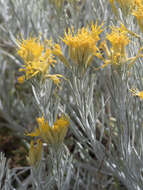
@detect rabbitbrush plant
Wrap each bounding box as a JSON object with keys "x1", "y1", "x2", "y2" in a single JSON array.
[{"x1": 1, "y1": 0, "x2": 143, "y2": 190}]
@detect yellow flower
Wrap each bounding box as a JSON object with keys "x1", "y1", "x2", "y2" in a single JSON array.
[
  {"x1": 27, "y1": 114, "x2": 69, "y2": 145},
  {"x1": 137, "y1": 91, "x2": 143, "y2": 99},
  {"x1": 27, "y1": 139, "x2": 43, "y2": 167},
  {"x1": 90, "y1": 22, "x2": 104, "y2": 41},
  {"x1": 17, "y1": 37, "x2": 57, "y2": 81},
  {"x1": 107, "y1": 25, "x2": 130, "y2": 56},
  {"x1": 17, "y1": 37, "x2": 44, "y2": 62},
  {"x1": 133, "y1": 0, "x2": 143, "y2": 7},
  {"x1": 62, "y1": 23, "x2": 103, "y2": 69},
  {"x1": 17, "y1": 75, "x2": 25, "y2": 84},
  {"x1": 52, "y1": 44, "x2": 69, "y2": 67},
  {"x1": 46, "y1": 74, "x2": 65, "y2": 85},
  {"x1": 130, "y1": 88, "x2": 143, "y2": 99},
  {"x1": 101, "y1": 24, "x2": 130, "y2": 68}
]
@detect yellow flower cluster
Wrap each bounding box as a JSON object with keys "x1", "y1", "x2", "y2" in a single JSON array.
[
  {"x1": 52, "y1": 43, "x2": 69, "y2": 67},
  {"x1": 61, "y1": 23, "x2": 104, "y2": 69},
  {"x1": 100, "y1": 24, "x2": 130, "y2": 68},
  {"x1": 27, "y1": 139, "x2": 43, "y2": 167},
  {"x1": 17, "y1": 37, "x2": 64, "y2": 85},
  {"x1": 130, "y1": 88, "x2": 143, "y2": 99},
  {"x1": 17, "y1": 37, "x2": 58, "y2": 83},
  {"x1": 107, "y1": 25, "x2": 130, "y2": 55},
  {"x1": 27, "y1": 114, "x2": 69, "y2": 146}
]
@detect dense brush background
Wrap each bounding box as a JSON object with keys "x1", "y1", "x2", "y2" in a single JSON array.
[{"x1": 0, "y1": 0, "x2": 143, "y2": 189}]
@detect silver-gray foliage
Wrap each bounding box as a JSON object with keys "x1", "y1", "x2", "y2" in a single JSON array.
[{"x1": 1, "y1": 0, "x2": 143, "y2": 190}]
